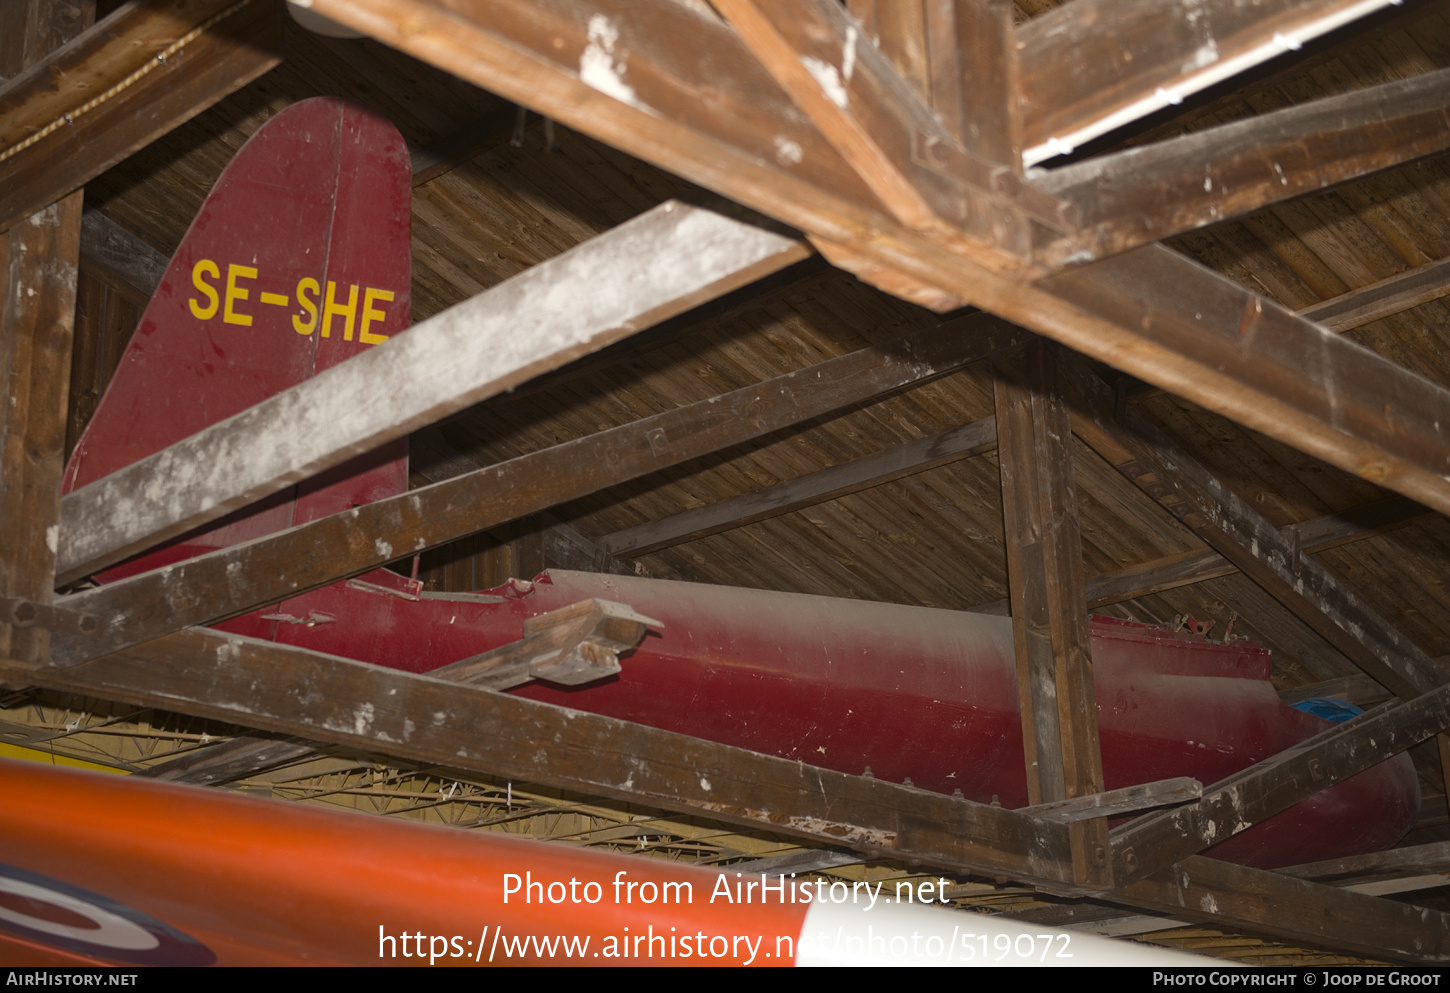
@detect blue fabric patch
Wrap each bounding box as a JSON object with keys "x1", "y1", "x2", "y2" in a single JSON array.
[{"x1": 1289, "y1": 697, "x2": 1363, "y2": 724}]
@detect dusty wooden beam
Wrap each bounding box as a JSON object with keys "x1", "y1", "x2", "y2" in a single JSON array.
[
  {"x1": 1021, "y1": 777, "x2": 1201, "y2": 824},
  {"x1": 970, "y1": 493, "x2": 1431, "y2": 616},
  {"x1": 1015, "y1": 0, "x2": 1406, "y2": 166},
  {"x1": 8, "y1": 628, "x2": 1447, "y2": 960},
  {"x1": 1063, "y1": 359, "x2": 1448, "y2": 701},
  {"x1": 1300, "y1": 255, "x2": 1450, "y2": 332},
  {"x1": 1034, "y1": 245, "x2": 1450, "y2": 520},
  {"x1": 1110, "y1": 683, "x2": 1450, "y2": 886},
  {"x1": 1279, "y1": 840, "x2": 1450, "y2": 885},
  {"x1": 1033, "y1": 68, "x2": 1450, "y2": 263},
  {"x1": 598, "y1": 414, "x2": 997, "y2": 560},
  {"x1": 929, "y1": 0, "x2": 1021, "y2": 168},
  {"x1": 995, "y1": 342, "x2": 1108, "y2": 888},
  {"x1": 0, "y1": 0, "x2": 91, "y2": 665},
  {"x1": 307, "y1": 0, "x2": 1450, "y2": 518},
  {"x1": 7, "y1": 628, "x2": 1082, "y2": 886},
  {"x1": 712, "y1": 0, "x2": 1065, "y2": 255},
  {"x1": 0, "y1": 0, "x2": 282, "y2": 235},
  {"x1": 79, "y1": 207, "x2": 167, "y2": 297},
  {"x1": 411, "y1": 426, "x2": 624, "y2": 576},
  {"x1": 55, "y1": 201, "x2": 810, "y2": 585},
  {"x1": 713, "y1": 0, "x2": 989, "y2": 240},
  {"x1": 1117, "y1": 854, "x2": 1450, "y2": 964},
  {"x1": 49, "y1": 314, "x2": 1031, "y2": 667}
]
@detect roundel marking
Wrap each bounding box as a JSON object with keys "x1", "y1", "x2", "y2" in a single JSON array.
[{"x1": 0, "y1": 864, "x2": 216, "y2": 966}]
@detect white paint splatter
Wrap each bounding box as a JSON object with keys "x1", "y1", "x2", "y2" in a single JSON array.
[
  {"x1": 801, "y1": 57, "x2": 848, "y2": 109},
  {"x1": 699, "y1": 777, "x2": 712, "y2": 792},
  {"x1": 580, "y1": 15, "x2": 643, "y2": 109},
  {"x1": 44, "y1": 525, "x2": 57, "y2": 554},
  {"x1": 375, "y1": 539, "x2": 393, "y2": 559},
  {"x1": 353, "y1": 701, "x2": 375, "y2": 735},
  {"x1": 773, "y1": 136, "x2": 803, "y2": 166},
  {"x1": 842, "y1": 25, "x2": 858, "y2": 84}
]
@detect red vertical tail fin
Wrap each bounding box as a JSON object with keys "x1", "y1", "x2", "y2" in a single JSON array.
[{"x1": 63, "y1": 98, "x2": 413, "y2": 581}]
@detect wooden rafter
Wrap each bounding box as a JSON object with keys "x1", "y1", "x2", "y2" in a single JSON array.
[
  {"x1": 1032, "y1": 67, "x2": 1450, "y2": 264},
  {"x1": 0, "y1": 0, "x2": 282, "y2": 235},
  {"x1": 304, "y1": 0, "x2": 1450, "y2": 521},
  {"x1": 1064, "y1": 357, "x2": 1448, "y2": 700},
  {"x1": 1014, "y1": 0, "x2": 1408, "y2": 164},
  {"x1": 1111, "y1": 682, "x2": 1450, "y2": 885},
  {"x1": 597, "y1": 414, "x2": 997, "y2": 561}
]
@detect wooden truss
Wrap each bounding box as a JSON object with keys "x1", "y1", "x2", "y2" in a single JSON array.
[{"x1": 4, "y1": 0, "x2": 1450, "y2": 963}]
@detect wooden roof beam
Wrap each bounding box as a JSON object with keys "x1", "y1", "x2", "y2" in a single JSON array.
[
  {"x1": 597, "y1": 414, "x2": 998, "y2": 562},
  {"x1": 308, "y1": 0, "x2": 1450, "y2": 521},
  {"x1": 1063, "y1": 357, "x2": 1448, "y2": 701},
  {"x1": 972, "y1": 494, "x2": 1431, "y2": 616},
  {"x1": 0, "y1": 0, "x2": 282, "y2": 235},
  {"x1": 1015, "y1": 0, "x2": 1409, "y2": 166},
  {"x1": 55, "y1": 201, "x2": 809, "y2": 584},
  {"x1": 1302, "y1": 254, "x2": 1450, "y2": 332},
  {"x1": 7, "y1": 626, "x2": 1449, "y2": 961},
  {"x1": 1032, "y1": 67, "x2": 1450, "y2": 264},
  {"x1": 3, "y1": 630, "x2": 1083, "y2": 887},
  {"x1": 48, "y1": 314, "x2": 1031, "y2": 667},
  {"x1": 710, "y1": 0, "x2": 1065, "y2": 264},
  {"x1": 1115, "y1": 855, "x2": 1450, "y2": 965}
]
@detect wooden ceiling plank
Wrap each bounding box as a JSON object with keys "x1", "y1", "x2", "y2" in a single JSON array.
[
  {"x1": 0, "y1": 0, "x2": 281, "y2": 235},
  {"x1": 1032, "y1": 68, "x2": 1450, "y2": 264},
  {"x1": 1063, "y1": 357, "x2": 1448, "y2": 701},
  {"x1": 597, "y1": 414, "x2": 998, "y2": 560},
  {"x1": 0, "y1": 0, "x2": 91, "y2": 667},
  {"x1": 310, "y1": 1, "x2": 1450, "y2": 521},
  {"x1": 1300, "y1": 254, "x2": 1450, "y2": 331},
  {"x1": 995, "y1": 341, "x2": 1110, "y2": 888},
  {"x1": 49, "y1": 315, "x2": 1032, "y2": 668},
  {"x1": 1015, "y1": 0, "x2": 1408, "y2": 166},
  {"x1": 54, "y1": 201, "x2": 810, "y2": 585},
  {"x1": 4, "y1": 629, "x2": 1082, "y2": 886},
  {"x1": 1109, "y1": 680, "x2": 1450, "y2": 886}
]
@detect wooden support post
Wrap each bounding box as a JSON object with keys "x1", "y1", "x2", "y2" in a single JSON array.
[
  {"x1": 994, "y1": 341, "x2": 1109, "y2": 888},
  {"x1": 0, "y1": 0, "x2": 92, "y2": 665},
  {"x1": 932, "y1": 0, "x2": 1021, "y2": 169}
]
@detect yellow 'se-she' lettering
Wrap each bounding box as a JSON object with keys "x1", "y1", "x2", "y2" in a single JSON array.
[
  {"x1": 294, "y1": 277, "x2": 320, "y2": 335},
  {"x1": 188, "y1": 259, "x2": 220, "y2": 320}
]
